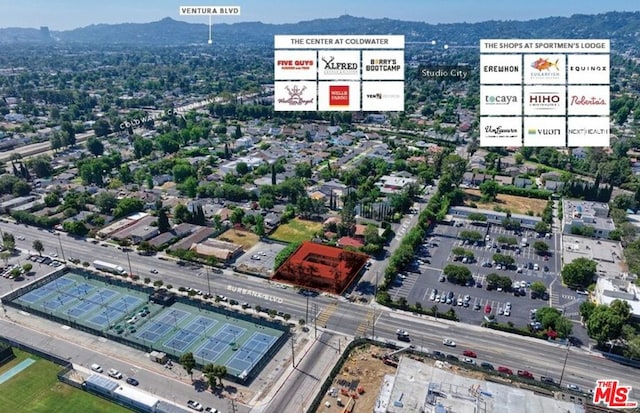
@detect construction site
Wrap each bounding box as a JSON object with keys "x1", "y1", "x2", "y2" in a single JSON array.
[{"x1": 314, "y1": 342, "x2": 590, "y2": 413}]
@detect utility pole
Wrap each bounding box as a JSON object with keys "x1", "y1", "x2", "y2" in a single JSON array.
[
  {"x1": 57, "y1": 233, "x2": 66, "y2": 262},
  {"x1": 291, "y1": 337, "x2": 296, "y2": 368},
  {"x1": 205, "y1": 266, "x2": 211, "y2": 296},
  {"x1": 228, "y1": 398, "x2": 237, "y2": 413},
  {"x1": 305, "y1": 294, "x2": 309, "y2": 324},
  {"x1": 313, "y1": 303, "x2": 318, "y2": 339},
  {"x1": 126, "y1": 250, "x2": 133, "y2": 277},
  {"x1": 559, "y1": 341, "x2": 571, "y2": 386},
  {"x1": 371, "y1": 312, "x2": 376, "y2": 339}
]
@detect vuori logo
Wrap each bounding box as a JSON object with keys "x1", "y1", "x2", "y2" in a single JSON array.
[{"x1": 593, "y1": 380, "x2": 637, "y2": 409}]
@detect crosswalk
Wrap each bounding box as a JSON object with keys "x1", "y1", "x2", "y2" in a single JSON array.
[
  {"x1": 354, "y1": 309, "x2": 375, "y2": 337},
  {"x1": 315, "y1": 302, "x2": 338, "y2": 327}
]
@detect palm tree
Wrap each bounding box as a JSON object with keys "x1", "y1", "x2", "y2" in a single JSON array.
[
  {"x1": 212, "y1": 365, "x2": 227, "y2": 387},
  {"x1": 179, "y1": 352, "x2": 196, "y2": 380},
  {"x1": 33, "y1": 240, "x2": 44, "y2": 256}
]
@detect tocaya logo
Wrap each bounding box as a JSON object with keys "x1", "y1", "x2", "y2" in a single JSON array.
[{"x1": 593, "y1": 380, "x2": 638, "y2": 409}]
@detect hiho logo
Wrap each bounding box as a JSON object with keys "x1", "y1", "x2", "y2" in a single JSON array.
[
  {"x1": 529, "y1": 93, "x2": 560, "y2": 104},
  {"x1": 593, "y1": 380, "x2": 637, "y2": 409},
  {"x1": 329, "y1": 85, "x2": 349, "y2": 106},
  {"x1": 570, "y1": 95, "x2": 606, "y2": 106},
  {"x1": 321, "y1": 56, "x2": 359, "y2": 75},
  {"x1": 485, "y1": 95, "x2": 518, "y2": 104}
]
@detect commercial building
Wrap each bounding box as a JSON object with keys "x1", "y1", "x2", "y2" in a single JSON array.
[
  {"x1": 84, "y1": 374, "x2": 159, "y2": 412},
  {"x1": 562, "y1": 200, "x2": 614, "y2": 239},
  {"x1": 594, "y1": 276, "x2": 640, "y2": 320},
  {"x1": 449, "y1": 206, "x2": 542, "y2": 229}
]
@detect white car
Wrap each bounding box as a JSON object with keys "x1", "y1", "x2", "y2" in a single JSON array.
[
  {"x1": 396, "y1": 329, "x2": 409, "y2": 337},
  {"x1": 108, "y1": 369, "x2": 122, "y2": 379},
  {"x1": 429, "y1": 291, "x2": 436, "y2": 301},
  {"x1": 567, "y1": 383, "x2": 581, "y2": 391},
  {"x1": 504, "y1": 309, "x2": 511, "y2": 317},
  {"x1": 462, "y1": 357, "x2": 475, "y2": 365},
  {"x1": 443, "y1": 338, "x2": 456, "y2": 347}
]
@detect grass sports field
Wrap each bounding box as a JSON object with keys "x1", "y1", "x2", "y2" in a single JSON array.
[
  {"x1": 0, "y1": 349, "x2": 130, "y2": 413},
  {"x1": 463, "y1": 189, "x2": 547, "y2": 216},
  {"x1": 270, "y1": 218, "x2": 323, "y2": 243}
]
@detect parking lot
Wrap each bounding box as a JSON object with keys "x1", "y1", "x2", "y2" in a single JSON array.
[
  {"x1": 0, "y1": 250, "x2": 62, "y2": 295},
  {"x1": 233, "y1": 241, "x2": 286, "y2": 277},
  {"x1": 388, "y1": 220, "x2": 587, "y2": 334}
]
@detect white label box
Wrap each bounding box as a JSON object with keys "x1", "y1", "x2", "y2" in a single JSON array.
[
  {"x1": 274, "y1": 81, "x2": 317, "y2": 111},
  {"x1": 523, "y1": 117, "x2": 566, "y2": 147},
  {"x1": 524, "y1": 85, "x2": 566, "y2": 116},
  {"x1": 362, "y1": 81, "x2": 404, "y2": 111},
  {"x1": 480, "y1": 85, "x2": 522, "y2": 116},
  {"x1": 480, "y1": 54, "x2": 522, "y2": 85},
  {"x1": 567, "y1": 54, "x2": 610, "y2": 84},
  {"x1": 523, "y1": 54, "x2": 566, "y2": 85},
  {"x1": 480, "y1": 117, "x2": 522, "y2": 147},
  {"x1": 274, "y1": 50, "x2": 317, "y2": 80},
  {"x1": 567, "y1": 85, "x2": 609, "y2": 116},
  {"x1": 318, "y1": 81, "x2": 361, "y2": 111},
  {"x1": 567, "y1": 117, "x2": 610, "y2": 147},
  {"x1": 318, "y1": 50, "x2": 361, "y2": 81},
  {"x1": 362, "y1": 50, "x2": 404, "y2": 80}
]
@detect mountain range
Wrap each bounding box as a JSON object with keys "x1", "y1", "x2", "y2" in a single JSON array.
[{"x1": 0, "y1": 12, "x2": 639, "y2": 50}]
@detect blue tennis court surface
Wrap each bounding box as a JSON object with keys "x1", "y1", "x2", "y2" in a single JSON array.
[
  {"x1": 226, "y1": 332, "x2": 276, "y2": 374},
  {"x1": 65, "y1": 282, "x2": 94, "y2": 297},
  {"x1": 135, "y1": 308, "x2": 189, "y2": 342},
  {"x1": 88, "y1": 294, "x2": 143, "y2": 328},
  {"x1": 193, "y1": 324, "x2": 248, "y2": 364},
  {"x1": 19, "y1": 278, "x2": 74, "y2": 304},
  {"x1": 42, "y1": 293, "x2": 76, "y2": 310}
]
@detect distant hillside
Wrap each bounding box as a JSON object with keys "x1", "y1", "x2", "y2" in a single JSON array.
[{"x1": 0, "y1": 12, "x2": 639, "y2": 50}]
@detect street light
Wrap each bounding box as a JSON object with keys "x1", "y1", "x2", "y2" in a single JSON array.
[{"x1": 559, "y1": 341, "x2": 571, "y2": 386}]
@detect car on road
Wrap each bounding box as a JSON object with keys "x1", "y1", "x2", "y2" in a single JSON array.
[
  {"x1": 187, "y1": 400, "x2": 204, "y2": 411},
  {"x1": 540, "y1": 376, "x2": 556, "y2": 384},
  {"x1": 517, "y1": 370, "x2": 534, "y2": 379},
  {"x1": 497, "y1": 366, "x2": 513, "y2": 375},
  {"x1": 462, "y1": 350, "x2": 477, "y2": 358},
  {"x1": 108, "y1": 369, "x2": 122, "y2": 379},
  {"x1": 150, "y1": 269, "x2": 158, "y2": 274},
  {"x1": 567, "y1": 383, "x2": 581, "y2": 391},
  {"x1": 90, "y1": 363, "x2": 103, "y2": 373},
  {"x1": 204, "y1": 407, "x2": 219, "y2": 413},
  {"x1": 126, "y1": 377, "x2": 139, "y2": 386},
  {"x1": 480, "y1": 362, "x2": 494, "y2": 370},
  {"x1": 462, "y1": 357, "x2": 475, "y2": 365},
  {"x1": 442, "y1": 338, "x2": 456, "y2": 347}
]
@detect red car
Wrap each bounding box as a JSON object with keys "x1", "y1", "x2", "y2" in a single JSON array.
[
  {"x1": 517, "y1": 370, "x2": 534, "y2": 379},
  {"x1": 484, "y1": 304, "x2": 492, "y2": 314},
  {"x1": 462, "y1": 350, "x2": 477, "y2": 358},
  {"x1": 498, "y1": 366, "x2": 513, "y2": 375}
]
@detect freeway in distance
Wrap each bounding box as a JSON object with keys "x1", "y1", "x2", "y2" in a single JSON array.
[{"x1": 3, "y1": 221, "x2": 639, "y2": 400}]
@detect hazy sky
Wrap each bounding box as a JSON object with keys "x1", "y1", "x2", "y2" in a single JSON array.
[{"x1": 1, "y1": 0, "x2": 638, "y2": 30}]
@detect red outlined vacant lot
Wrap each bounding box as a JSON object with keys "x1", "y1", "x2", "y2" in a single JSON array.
[{"x1": 272, "y1": 242, "x2": 368, "y2": 294}]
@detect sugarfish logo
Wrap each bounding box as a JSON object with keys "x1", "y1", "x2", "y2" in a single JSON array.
[
  {"x1": 485, "y1": 95, "x2": 518, "y2": 104},
  {"x1": 321, "y1": 56, "x2": 358, "y2": 75}
]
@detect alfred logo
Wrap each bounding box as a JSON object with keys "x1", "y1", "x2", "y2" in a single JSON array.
[
  {"x1": 593, "y1": 380, "x2": 637, "y2": 409},
  {"x1": 485, "y1": 95, "x2": 517, "y2": 104},
  {"x1": 570, "y1": 95, "x2": 606, "y2": 105},
  {"x1": 329, "y1": 85, "x2": 349, "y2": 106},
  {"x1": 321, "y1": 56, "x2": 358, "y2": 74}
]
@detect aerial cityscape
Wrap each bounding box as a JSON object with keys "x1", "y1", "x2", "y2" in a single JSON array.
[{"x1": 0, "y1": 2, "x2": 640, "y2": 413}]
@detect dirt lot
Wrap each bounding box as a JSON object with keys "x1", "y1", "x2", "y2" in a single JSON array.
[
  {"x1": 217, "y1": 228, "x2": 260, "y2": 250},
  {"x1": 270, "y1": 218, "x2": 323, "y2": 244},
  {"x1": 464, "y1": 189, "x2": 547, "y2": 216},
  {"x1": 313, "y1": 344, "x2": 399, "y2": 413}
]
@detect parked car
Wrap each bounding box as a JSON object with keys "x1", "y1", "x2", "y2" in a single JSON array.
[
  {"x1": 126, "y1": 377, "x2": 139, "y2": 386},
  {"x1": 187, "y1": 400, "x2": 204, "y2": 411},
  {"x1": 462, "y1": 357, "x2": 475, "y2": 365},
  {"x1": 108, "y1": 369, "x2": 122, "y2": 379},
  {"x1": 480, "y1": 362, "x2": 494, "y2": 370},
  {"x1": 540, "y1": 376, "x2": 556, "y2": 384},
  {"x1": 498, "y1": 366, "x2": 513, "y2": 375},
  {"x1": 517, "y1": 370, "x2": 534, "y2": 379},
  {"x1": 462, "y1": 350, "x2": 477, "y2": 358},
  {"x1": 90, "y1": 363, "x2": 103, "y2": 373}
]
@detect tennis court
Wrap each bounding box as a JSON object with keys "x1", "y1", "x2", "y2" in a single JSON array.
[
  {"x1": 8, "y1": 270, "x2": 288, "y2": 383},
  {"x1": 135, "y1": 308, "x2": 190, "y2": 342},
  {"x1": 226, "y1": 332, "x2": 277, "y2": 375}
]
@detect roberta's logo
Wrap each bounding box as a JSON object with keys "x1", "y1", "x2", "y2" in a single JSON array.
[
  {"x1": 329, "y1": 85, "x2": 349, "y2": 106},
  {"x1": 593, "y1": 380, "x2": 637, "y2": 409}
]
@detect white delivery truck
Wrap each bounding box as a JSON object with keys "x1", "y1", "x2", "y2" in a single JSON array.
[{"x1": 93, "y1": 260, "x2": 126, "y2": 275}]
